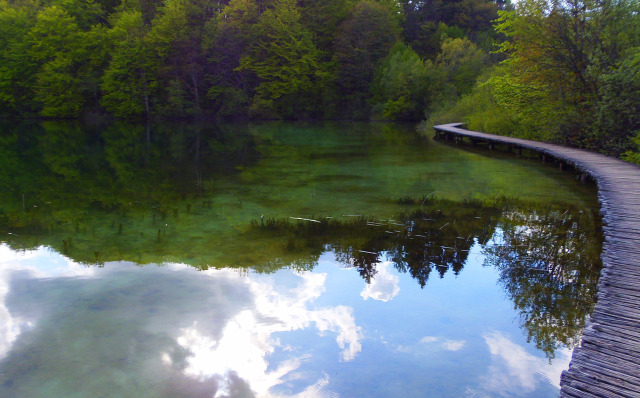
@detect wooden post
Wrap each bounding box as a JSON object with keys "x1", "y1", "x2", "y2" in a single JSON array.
[{"x1": 580, "y1": 173, "x2": 588, "y2": 183}]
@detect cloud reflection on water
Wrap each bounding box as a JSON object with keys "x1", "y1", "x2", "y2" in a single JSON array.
[
  {"x1": 419, "y1": 336, "x2": 467, "y2": 352},
  {"x1": 0, "y1": 244, "x2": 572, "y2": 398},
  {"x1": 165, "y1": 266, "x2": 362, "y2": 397},
  {"x1": 0, "y1": 245, "x2": 97, "y2": 361},
  {"x1": 478, "y1": 331, "x2": 571, "y2": 397},
  {"x1": 0, "y1": 246, "x2": 360, "y2": 397},
  {"x1": 360, "y1": 262, "x2": 400, "y2": 302}
]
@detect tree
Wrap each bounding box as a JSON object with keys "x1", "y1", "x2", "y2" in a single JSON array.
[
  {"x1": 334, "y1": 0, "x2": 400, "y2": 118},
  {"x1": 297, "y1": 0, "x2": 354, "y2": 51},
  {"x1": 205, "y1": 0, "x2": 260, "y2": 117},
  {"x1": 0, "y1": 0, "x2": 38, "y2": 115},
  {"x1": 146, "y1": 0, "x2": 204, "y2": 117},
  {"x1": 0, "y1": 0, "x2": 110, "y2": 118},
  {"x1": 601, "y1": 47, "x2": 640, "y2": 159},
  {"x1": 78, "y1": 25, "x2": 111, "y2": 112},
  {"x1": 493, "y1": 0, "x2": 640, "y2": 153},
  {"x1": 239, "y1": 0, "x2": 323, "y2": 118},
  {"x1": 27, "y1": 6, "x2": 90, "y2": 117},
  {"x1": 56, "y1": 0, "x2": 106, "y2": 29},
  {"x1": 398, "y1": 0, "x2": 500, "y2": 59},
  {"x1": 371, "y1": 42, "x2": 431, "y2": 121},
  {"x1": 436, "y1": 36, "x2": 487, "y2": 96},
  {"x1": 101, "y1": 10, "x2": 162, "y2": 118}
]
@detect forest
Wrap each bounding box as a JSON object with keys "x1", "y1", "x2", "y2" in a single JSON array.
[{"x1": 0, "y1": 0, "x2": 639, "y2": 158}]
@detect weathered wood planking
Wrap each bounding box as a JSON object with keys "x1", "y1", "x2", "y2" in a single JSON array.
[{"x1": 433, "y1": 123, "x2": 640, "y2": 398}]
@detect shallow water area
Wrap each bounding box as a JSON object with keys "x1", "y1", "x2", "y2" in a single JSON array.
[{"x1": 0, "y1": 121, "x2": 602, "y2": 397}]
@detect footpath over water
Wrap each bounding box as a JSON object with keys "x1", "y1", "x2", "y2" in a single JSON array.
[{"x1": 433, "y1": 123, "x2": 640, "y2": 398}]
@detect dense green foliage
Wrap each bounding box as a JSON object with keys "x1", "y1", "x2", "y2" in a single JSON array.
[
  {"x1": 0, "y1": 0, "x2": 502, "y2": 120},
  {"x1": 3, "y1": 0, "x2": 638, "y2": 159},
  {"x1": 425, "y1": 0, "x2": 640, "y2": 159}
]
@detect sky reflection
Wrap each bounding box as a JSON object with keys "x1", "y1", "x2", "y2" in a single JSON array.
[
  {"x1": 167, "y1": 267, "x2": 362, "y2": 397},
  {"x1": 0, "y1": 245, "x2": 97, "y2": 361},
  {"x1": 0, "y1": 243, "x2": 572, "y2": 398},
  {"x1": 0, "y1": 245, "x2": 362, "y2": 397},
  {"x1": 359, "y1": 262, "x2": 400, "y2": 302},
  {"x1": 479, "y1": 331, "x2": 572, "y2": 396}
]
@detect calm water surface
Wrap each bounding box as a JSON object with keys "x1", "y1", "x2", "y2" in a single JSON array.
[{"x1": 0, "y1": 121, "x2": 602, "y2": 397}]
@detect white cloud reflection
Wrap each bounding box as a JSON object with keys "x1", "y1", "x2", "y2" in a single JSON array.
[
  {"x1": 479, "y1": 331, "x2": 571, "y2": 397},
  {"x1": 420, "y1": 335, "x2": 467, "y2": 351},
  {"x1": 164, "y1": 267, "x2": 362, "y2": 397},
  {"x1": 360, "y1": 261, "x2": 400, "y2": 302},
  {"x1": 0, "y1": 271, "x2": 20, "y2": 360},
  {"x1": 0, "y1": 246, "x2": 362, "y2": 397},
  {"x1": 0, "y1": 244, "x2": 96, "y2": 360}
]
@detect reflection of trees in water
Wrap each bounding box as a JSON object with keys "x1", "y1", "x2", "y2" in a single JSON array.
[
  {"x1": 386, "y1": 204, "x2": 497, "y2": 287},
  {"x1": 253, "y1": 199, "x2": 500, "y2": 285},
  {"x1": 482, "y1": 207, "x2": 602, "y2": 359},
  {"x1": 255, "y1": 199, "x2": 602, "y2": 359},
  {"x1": 0, "y1": 120, "x2": 602, "y2": 359},
  {"x1": 0, "y1": 120, "x2": 259, "y2": 250}
]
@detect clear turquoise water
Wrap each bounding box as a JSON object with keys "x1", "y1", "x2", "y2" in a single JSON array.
[{"x1": 0, "y1": 121, "x2": 602, "y2": 397}]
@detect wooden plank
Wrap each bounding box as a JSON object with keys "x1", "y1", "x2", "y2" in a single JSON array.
[
  {"x1": 560, "y1": 373, "x2": 640, "y2": 398},
  {"x1": 596, "y1": 285, "x2": 640, "y2": 300},
  {"x1": 433, "y1": 124, "x2": 640, "y2": 398},
  {"x1": 567, "y1": 362, "x2": 640, "y2": 391},
  {"x1": 559, "y1": 385, "x2": 605, "y2": 398},
  {"x1": 575, "y1": 345, "x2": 640, "y2": 376}
]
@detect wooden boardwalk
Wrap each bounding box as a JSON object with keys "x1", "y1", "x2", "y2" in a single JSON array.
[{"x1": 433, "y1": 123, "x2": 640, "y2": 398}]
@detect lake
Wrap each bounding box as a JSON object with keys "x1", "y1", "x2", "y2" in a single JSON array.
[{"x1": 0, "y1": 120, "x2": 602, "y2": 397}]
